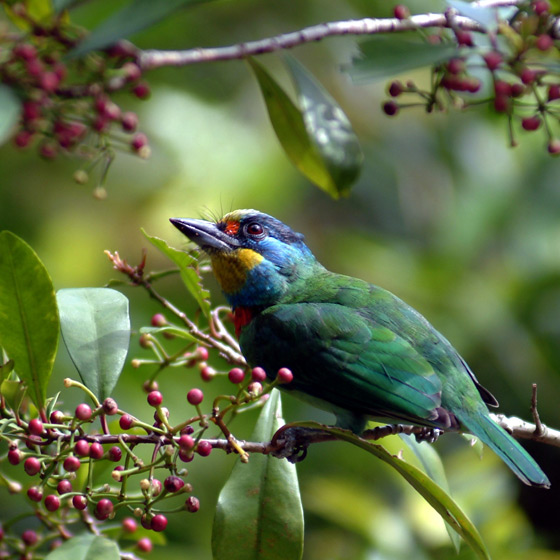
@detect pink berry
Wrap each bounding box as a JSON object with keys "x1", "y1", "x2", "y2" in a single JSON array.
[
  {"x1": 178, "y1": 434, "x2": 195, "y2": 450},
  {"x1": 151, "y1": 514, "x2": 167, "y2": 532},
  {"x1": 95, "y1": 498, "x2": 114, "y2": 520},
  {"x1": 164, "y1": 475, "x2": 185, "y2": 493},
  {"x1": 122, "y1": 62, "x2": 142, "y2": 82},
  {"x1": 132, "y1": 82, "x2": 150, "y2": 99},
  {"x1": 511, "y1": 83, "x2": 525, "y2": 98},
  {"x1": 22, "y1": 100, "x2": 41, "y2": 121},
  {"x1": 393, "y1": 4, "x2": 410, "y2": 19},
  {"x1": 103, "y1": 398, "x2": 118, "y2": 415},
  {"x1": 151, "y1": 313, "x2": 167, "y2": 327},
  {"x1": 108, "y1": 446, "x2": 122, "y2": 462},
  {"x1": 196, "y1": 440, "x2": 212, "y2": 457},
  {"x1": 494, "y1": 95, "x2": 509, "y2": 113},
  {"x1": 22, "y1": 529, "x2": 38, "y2": 545},
  {"x1": 122, "y1": 517, "x2": 138, "y2": 533},
  {"x1": 45, "y1": 494, "x2": 60, "y2": 512},
  {"x1": 548, "y1": 139, "x2": 560, "y2": 154},
  {"x1": 228, "y1": 367, "x2": 245, "y2": 384},
  {"x1": 456, "y1": 31, "x2": 473, "y2": 46},
  {"x1": 57, "y1": 480, "x2": 72, "y2": 494},
  {"x1": 548, "y1": 84, "x2": 560, "y2": 101},
  {"x1": 50, "y1": 410, "x2": 65, "y2": 424},
  {"x1": 39, "y1": 141, "x2": 58, "y2": 159},
  {"x1": 179, "y1": 449, "x2": 194, "y2": 462},
  {"x1": 147, "y1": 390, "x2": 163, "y2": 407},
  {"x1": 121, "y1": 111, "x2": 139, "y2": 132},
  {"x1": 131, "y1": 132, "x2": 149, "y2": 151},
  {"x1": 195, "y1": 347, "x2": 209, "y2": 361},
  {"x1": 382, "y1": 101, "x2": 399, "y2": 116},
  {"x1": 494, "y1": 81, "x2": 512, "y2": 97},
  {"x1": 446, "y1": 58, "x2": 464, "y2": 75},
  {"x1": 74, "y1": 439, "x2": 90, "y2": 457},
  {"x1": 520, "y1": 68, "x2": 537, "y2": 85},
  {"x1": 13, "y1": 43, "x2": 37, "y2": 61},
  {"x1": 8, "y1": 448, "x2": 21, "y2": 465},
  {"x1": 251, "y1": 367, "x2": 267, "y2": 382},
  {"x1": 521, "y1": 116, "x2": 542, "y2": 131},
  {"x1": 39, "y1": 71, "x2": 59, "y2": 92},
  {"x1": 27, "y1": 486, "x2": 43, "y2": 502},
  {"x1": 14, "y1": 130, "x2": 34, "y2": 148},
  {"x1": 536, "y1": 34, "x2": 554, "y2": 51},
  {"x1": 185, "y1": 496, "x2": 200, "y2": 513},
  {"x1": 143, "y1": 379, "x2": 159, "y2": 393},
  {"x1": 137, "y1": 537, "x2": 152, "y2": 552},
  {"x1": 63, "y1": 455, "x2": 81, "y2": 472},
  {"x1": 75, "y1": 403, "x2": 92, "y2": 421},
  {"x1": 89, "y1": 442, "x2": 104, "y2": 459},
  {"x1": 187, "y1": 388, "x2": 204, "y2": 405},
  {"x1": 277, "y1": 367, "x2": 294, "y2": 384},
  {"x1": 534, "y1": 0, "x2": 550, "y2": 15},
  {"x1": 119, "y1": 414, "x2": 134, "y2": 430},
  {"x1": 483, "y1": 51, "x2": 502, "y2": 71},
  {"x1": 24, "y1": 457, "x2": 41, "y2": 476},
  {"x1": 72, "y1": 495, "x2": 87, "y2": 510}
]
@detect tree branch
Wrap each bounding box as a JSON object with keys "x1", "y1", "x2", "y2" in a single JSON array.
[{"x1": 138, "y1": 0, "x2": 525, "y2": 71}]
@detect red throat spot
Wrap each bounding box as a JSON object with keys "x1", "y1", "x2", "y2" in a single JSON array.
[
  {"x1": 224, "y1": 220, "x2": 240, "y2": 236},
  {"x1": 233, "y1": 307, "x2": 254, "y2": 338}
]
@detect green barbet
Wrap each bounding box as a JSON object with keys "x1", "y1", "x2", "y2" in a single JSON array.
[{"x1": 170, "y1": 209, "x2": 549, "y2": 488}]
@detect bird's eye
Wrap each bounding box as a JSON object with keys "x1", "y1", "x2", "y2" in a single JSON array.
[{"x1": 244, "y1": 222, "x2": 265, "y2": 238}]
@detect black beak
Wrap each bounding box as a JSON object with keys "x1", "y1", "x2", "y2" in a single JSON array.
[{"x1": 170, "y1": 218, "x2": 239, "y2": 253}]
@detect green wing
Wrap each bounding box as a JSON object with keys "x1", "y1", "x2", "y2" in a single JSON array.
[{"x1": 241, "y1": 302, "x2": 444, "y2": 428}]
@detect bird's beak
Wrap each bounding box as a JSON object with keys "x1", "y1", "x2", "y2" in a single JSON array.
[{"x1": 170, "y1": 217, "x2": 239, "y2": 253}]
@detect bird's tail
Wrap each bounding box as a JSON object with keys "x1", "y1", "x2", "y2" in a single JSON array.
[{"x1": 459, "y1": 413, "x2": 550, "y2": 488}]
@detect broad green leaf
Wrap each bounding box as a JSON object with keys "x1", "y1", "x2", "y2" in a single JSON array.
[
  {"x1": 57, "y1": 288, "x2": 130, "y2": 401},
  {"x1": 0, "y1": 85, "x2": 21, "y2": 146},
  {"x1": 293, "y1": 422, "x2": 490, "y2": 560},
  {"x1": 447, "y1": 0, "x2": 499, "y2": 32},
  {"x1": 69, "y1": 0, "x2": 213, "y2": 58},
  {"x1": 212, "y1": 390, "x2": 304, "y2": 560},
  {"x1": 1, "y1": 380, "x2": 27, "y2": 412},
  {"x1": 3, "y1": 0, "x2": 53, "y2": 30},
  {"x1": 0, "y1": 360, "x2": 14, "y2": 383},
  {"x1": 0, "y1": 232, "x2": 59, "y2": 409},
  {"x1": 143, "y1": 230, "x2": 210, "y2": 317},
  {"x1": 348, "y1": 36, "x2": 459, "y2": 83},
  {"x1": 286, "y1": 56, "x2": 363, "y2": 198},
  {"x1": 250, "y1": 58, "x2": 361, "y2": 198},
  {"x1": 45, "y1": 534, "x2": 120, "y2": 560},
  {"x1": 52, "y1": 0, "x2": 80, "y2": 12}
]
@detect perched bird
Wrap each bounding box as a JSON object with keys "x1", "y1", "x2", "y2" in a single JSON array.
[{"x1": 170, "y1": 209, "x2": 549, "y2": 488}]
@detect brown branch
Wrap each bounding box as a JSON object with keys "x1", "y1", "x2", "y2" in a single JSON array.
[{"x1": 491, "y1": 413, "x2": 560, "y2": 447}]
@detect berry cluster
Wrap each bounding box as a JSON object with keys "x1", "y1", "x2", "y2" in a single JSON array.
[
  {"x1": 0, "y1": 3, "x2": 151, "y2": 194},
  {"x1": 383, "y1": 1, "x2": 560, "y2": 153}
]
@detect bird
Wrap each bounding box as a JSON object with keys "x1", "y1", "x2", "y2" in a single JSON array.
[{"x1": 170, "y1": 209, "x2": 550, "y2": 488}]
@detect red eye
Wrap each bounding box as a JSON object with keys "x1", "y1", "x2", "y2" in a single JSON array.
[{"x1": 245, "y1": 222, "x2": 264, "y2": 237}]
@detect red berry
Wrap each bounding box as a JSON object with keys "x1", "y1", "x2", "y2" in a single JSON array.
[
  {"x1": 548, "y1": 139, "x2": 560, "y2": 154},
  {"x1": 122, "y1": 517, "x2": 138, "y2": 533},
  {"x1": 164, "y1": 475, "x2": 185, "y2": 493},
  {"x1": 181, "y1": 425, "x2": 194, "y2": 435},
  {"x1": 122, "y1": 62, "x2": 142, "y2": 82},
  {"x1": 446, "y1": 58, "x2": 464, "y2": 75},
  {"x1": 137, "y1": 537, "x2": 153, "y2": 552},
  {"x1": 50, "y1": 410, "x2": 65, "y2": 424},
  {"x1": 121, "y1": 111, "x2": 139, "y2": 132},
  {"x1": 143, "y1": 379, "x2": 159, "y2": 393},
  {"x1": 75, "y1": 403, "x2": 92, "y2": 421},
  {"x1": 57, "y1": 480, "x2": 72, "y2": 494},
  {"x1": 548, "y1": 84, "x2": 560, "y2": 101},
  {"x1": 195, "y1": 347, "x2": 209, "y2": 361},
  {"x1": 534, "y1": 0, "x2": 550, "y2": 16},
  {"x1": 483, "y1": 51, "x2": 502, "y2": 71},
  {"x1": 13, "y1": 43, "x2": 37, "y2": 61},
  {"x1": 196, "y1": 440, "x2": 212, "y2": 457},
  {"x1": 24, "y1": 457, "x2": 41, "y2": 476},
  {"x1": 22, "y1": 529, "x2": 38, "y2": 546},
  {"x1": 72, "y1": 495, "x2": 87, "y2": 510},
  {"x1": 465, "y1": 78, "x2": 481, "y2": 93},
  {"x1": 89, "y1": 442, "x2": 104, "y2": 459},
  {"x1": 536, "y1": 34, "x2": 554, "y2": 51},
  {"x1": 22, "y1": 101, "x2": 41, "y2": 121},
  {"x1": 200, "y1": 365, "x2": 216, "y2": 381},
  {"x1": 108, "y1": 446, "x2": 122, "y2": 462},
  {"x1": 494, "y1": 81, "x2": 512, "y2": 97},
  {"x1": 95, "y1": 498, "x2": 114, "y2": 520},
  {"x1": 151, "y1": 313, "x2": 167, "y2": 326},
  {"x1": 382, "y1": 101, "x2": 399, "y2": 116},
  {"x1": 120, "y1": 414, "x2": 134, "y2": 430},
  {"x1": 14, "y1": 129, "x2": 33, "y2": 148},
  {"x1": 228, "y1": 367, "x2": 245, "y2": 384},
  {"x1": 74, "y1": 439, "x2": 90, "y2": 457},
  {"x1": 393, "y1": 4, "x2": 410, "y2": 19},
  {"x1": 187, "y1": 388, "x2": 204, "y2": 406},
  {"x1": 8, "y1": 448, "x2": 22, "y2": 465},
  {"x1": 132, "y1": 82, "x2": 151, "y2": 99},
  {"x1": 103, "y1": 398, "x2": 118, "y2": 415},
  {"x1": 45, "y1": 494, "x2": 60, "y2": 512},
  {"x1": 511, "y1": 83, "x2": 525, "y2": 97},
  {"x1": 147, "y1": 390, "x2": 163, "y2": 407},
  {"x1": 185, "y1": 496, "x2": 200, "y2": 513},
  {"x1": 494, "y1": 95, "x2": 510, "y2": 113},
  {"x1": 521, "y1": 116, "x2": 542, "y2": 131},
  {"x1": 39, "y1": 71, "x2": 59, "y2": 92},
  {"x1": 179, "y1": 449, "x2": 194, "y2": 462},
  {"x1": 520, "y1": 68, "x2": 537, "y2": 85},
  {"x1": 277, "y1": 367, "x2": 294, "y2": 384},
  {"x1": 151, "y1": 514, "x2": 168, "y2": 532},
  {"x1": 27, "y1": 486, "x2": 43, "y2": 502},
  {"x1": 178, "y1": 434, "x2": 195, "y2": 450},
  {"x1": 388, "y1": 81, "x2": 404, "y2": 97},
  {"x1": 456, "y1": 31, "x2": 473, "y2": 46},
  {"x1": 131, "y1": 132, "x2": 149, "y2": 151},
  {"x1": 251, "y1": 367, "x2": 267, "y2": 382},
  {"x1": 63, "y1": 455, "x2": 81, "y2": 472},
  {"x1": 39, "y1": 141, "x2": 58, "y2": 159}
]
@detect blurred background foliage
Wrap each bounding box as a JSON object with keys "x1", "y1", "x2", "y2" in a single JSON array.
[{"x1": 1, "y1": 0, "x2": 559, "y2": 559}]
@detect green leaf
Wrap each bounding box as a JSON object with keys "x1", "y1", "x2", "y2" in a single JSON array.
[
  {"x1": 52, "y1": 0, "x2": 80, "y2": 12},
  {"x1": 45, "y1": 534, "x2": 120, "y2": 560},
  {"x1": 57, "y1": 288, "x2": 130, "y2": 401},
  {"x1": 3, "y1": 0, "x2": 53, "y2": 30},
  {"x1": 249, "y1": 58, "x2": 362, "y2": 198},
  {"x1": 0, "y1": 231, "x2": 59, "y2": 409},
  {"x1": 0, "y1": 360, "x2": 14, "y2": 383},
  {"x1": 293, "y1": 422, "x2": 490, "y2": 560},
  {"x1": 212, "y1": 390, "x2": 304, "y2": 560},
  {"x1": 143, "y1": 230, "x2": 210, "y2": 317},
  {"x1": 1, "y1": 380, "x2": 27, "y2": 412},
  {"x1": 285, "y1": 56, "x2": 363, "y2": 198},
  {"x1": 0, "y1": 85, "x2": 21, "y2": 146},
  {"x1": 447, "y1": 0, "x2": 499, "y2": 32},
  {"x1": 348, "y1": 36, "x2": 459, "y2": 83},
  {"x1": 69, "y1": 0, "x2": 213, "y2": 58}
]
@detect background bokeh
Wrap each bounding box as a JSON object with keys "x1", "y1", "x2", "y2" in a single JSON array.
[{"x1": 1, "y1": 1, "x2": 559, "y2": 558}]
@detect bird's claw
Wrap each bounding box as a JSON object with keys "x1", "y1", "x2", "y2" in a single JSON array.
[
  {"x1": 270, "y1": 427, "x2": 321, "y2": 463},
  {"x1": 414, "y1": 427, "x2": 443, "y2": 443}
]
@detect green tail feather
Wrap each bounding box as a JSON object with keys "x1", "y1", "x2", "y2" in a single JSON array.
[{"x1": 460, "y1": 413, "x2": 550, "y2": 488}]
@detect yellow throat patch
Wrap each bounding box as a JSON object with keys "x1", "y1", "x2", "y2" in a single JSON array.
[{"x1": 210, "y1": 248, "x2": 264, "y2": 294}]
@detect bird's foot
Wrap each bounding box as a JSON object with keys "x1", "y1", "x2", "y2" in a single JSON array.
[
  {"x1": 270, "y1": 426, "x2": 326, "y2": 463},
  {"x1": 413, "y1": 427, "x2": 443, "y2": 444}
]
